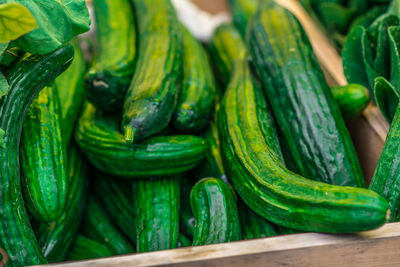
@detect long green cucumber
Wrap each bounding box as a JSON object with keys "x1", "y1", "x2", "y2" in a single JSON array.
[
  {"x1": 0, "y1": 45, "x2": 73, "y2": 266},
  {"x1": 218, "y1": 58, "x2": 389, "y2": 233},
  {"x1": 122, "y1": 0, "x2": 182, "y2": 143},
  {"x1": 20, "y1": 85, "x2": 68, "y2": 222},
  {"x1": 82, "y1": 196, "x2": 134, "y2": 255},
  {"x1": 35, "y1": 144, "x2": 89, "y2": 263},
  {"x1": 133, "y1": 177, "x2": 180, "y2": 252},
  {"x1": 247, "y1": 2, "x2": 364, "y2": 187},
  {"x1": 55, "y1": 39, "x2": 86, "y2": 146},
  {"x1": 331, "y1": 84, "x2": 371, "y2": 120},
  {"x1": 191, "y1": 178, "x2": 241, "y2": 246},
  {"x1": 172, "y1": 25, "x2": 217, "y2": 132},
  {"x1": 94, "y1": 174, "x2": 136, "y2": 243},
  {"x1": 228, "y1": 0, "x2": 259, "y2": 37},
  {"x1": 76, "y1": 103, "x2": 207, "y2": 178},
  {"x1": 67, "y1": 235, "x2": 113, "y2": 261},
  {"x1": 85, "y1": 0, "x2": 136, "y2": 112}
]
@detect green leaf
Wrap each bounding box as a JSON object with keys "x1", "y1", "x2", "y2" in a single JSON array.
[
  {"x1": 11, "y1": 0, "x2": 91, "y2": 54},
  {"x1": 389, "y1": 26, "x2": 400, "y2": 89},
  {"x1": 374, "y1": 77, "x2": 399, "y2": 122},
  {"x1": 0, "y1": 71, "x2": 8, "y2": 100},
  {"x1": 0, "y1": 3, "x2": 38, "y2": 43},
  {"x1": 0, "y1": 128, "x2": 5, "y2": 149},
  {"x1": 0, "y1": 42, "x2": 7, "y2": 60}
]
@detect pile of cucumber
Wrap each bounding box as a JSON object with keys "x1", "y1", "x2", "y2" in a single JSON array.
[{"x1": 1, "y1": 0, "x2": 399, "y2": 266}]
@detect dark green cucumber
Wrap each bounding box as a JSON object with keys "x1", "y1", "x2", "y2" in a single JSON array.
[
  {"x1": 94, "y1": 174, "x2": 136, "y2": 243},
  {"x1": 122, "y1": 0, "x2": 182, "y2": 143},
  {"x1": 247, "y1": 2, "x2": 364, "y2": 187},
  {"x1": 238, "y1": 202, "x2": 277, "y2": 240},
  {"x1": 133, "y1": 176, "x2": 180, "y2": 252},
  {"x1": 177, "y1": 234, "x2": 191, "y2": 248},
  {"x1": 85, "y1": 0, "x2": 136, "y2": 112},
  {"x1": 55, "y1": 39, "x2": 86, "y2": 146},
  {"x1": 76, "y1": 103, "x2": 207, "y2": 178},
  {"x1": 0, "y1": 45, "x2": 73, "y2": 266},
  {"x1": 35, "y1": 144, "x2": 89, "y2": 263},
  {"x1": 172, "y1": 25, "x2": 217, "y2": 132},
  {"x1": 67, "y1": 235, "x2": 113, "y2": 261},
  {"x1": 82, "y1": 196, "x2": 134, "y2": 255},
  {"x1": 20, "y1": 85, "x2": 68, "y2": 222},
  {"x1": 228, "y1": 0, "x2": 259, "y2": 37},
  {"x1": 180, "y1": 174, "x2": 196, "y2": 238},
  {"x1": 191, "y1": 178, "x2": 241, "y2": 246},
  {"x1": 218, "y1": 58, "x2": 389, "y2": 233},
  {"x1": 331, "y1": 84, "x2": 371, "y2": 120}
]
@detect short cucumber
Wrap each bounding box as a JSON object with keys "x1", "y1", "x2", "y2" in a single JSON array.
[
  {"x1": 191, "y1": 178, "x2": 241, "y2": 246},
  {"x1": 331, "y1": 84, "x2": 371, "y2": 120},
  {"x1": 133, "y1": 176, "x2": 180, "y2": 252},
  {"x1": 0, "y1": 45, "x2": 73, "y2": 266},
  {"x1": 85, "y1": 0, "x2": 136, "y2": 112},
  {"x1": 67, "y1": 235, "x2": 113, "y2": 261},
  {"x1": 20, "y1": 85, "x2": 68, "y2": 222},
  {"x1": 122, "y1": 0, "x2": 182, "y2": 143},
  {"x1": 76, "y1": 103, "x2": 207, "y2": 178},
  {"x1": 82, "y1": 196, "x2": 134, "y2": 255}
]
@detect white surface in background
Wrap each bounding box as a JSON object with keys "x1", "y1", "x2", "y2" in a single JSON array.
[{"x1": 172, "y1": 0, "x2": 231, "y2": 42}]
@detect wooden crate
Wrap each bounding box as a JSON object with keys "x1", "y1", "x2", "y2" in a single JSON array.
[{"x1": 45, "y1": 1, "x2": 396, "y2": 266}]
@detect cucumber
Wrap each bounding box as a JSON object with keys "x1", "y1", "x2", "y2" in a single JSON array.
[
  {"x1": 247, "y1": 2, "x2": 364, "y2": 187},
  {"x1": 85, "y1": 0, "x2": 136, "y2": 112},
  {"x1": 67, "y1": 235, "x2": 113, "y2": 261},
  {"x1": 82, "y1": 196, "x2": 134, "y2": 255},
  {"x1": 172, "y1": 25, "x2": 217, "y2": 132},
  {"x1": 76, "y1": 103, "x2": 207, "y2": 178},
  {"x1": 122, "y1": 0, "x2": 182, "y2": 143},
  {"x1": 35, "y1": 144, "x2": 89, "y2": 263},
  {"x1": 55, "y1": 39, "x2": 86, "y2": 146},
  {"x1": 0, "y1": 45, "x2": 73, "y2": 266},
  {"x1": 177, "y1": 234, "x2": 191, "y2": 248},
  {"x1": 228, "y1": 0, "x2": 259, "y2": 37},
  {"x1": 331, "y1": 84, "x2": 371, "y2": 120},
  {"x1": 191, "y1": 178, "x2": 241, "y2": 246},
  {"x1": 133, "y1": 177, "x2": 180, "y2": 252},
  {"x1": 20, "y1": 85, "x2": 68, "y2": 222},
  {"x1": 94, "y1": 174, "x2": 136, "y2": 243},
  {"x1": 218, "y1": 58, "x2": 389, "y2": 233},
  {"x1": 180, "y1": 175, "x2": 196, "y2": 239}
]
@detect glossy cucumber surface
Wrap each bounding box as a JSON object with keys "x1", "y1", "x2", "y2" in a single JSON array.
[{"x1": 331, "y1": 84, "x2": 370, "y2": 120}]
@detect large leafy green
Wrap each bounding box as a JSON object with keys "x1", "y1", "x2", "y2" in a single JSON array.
[{"x1": 0, "y1": 71, "x2": 8, "y2": 99}]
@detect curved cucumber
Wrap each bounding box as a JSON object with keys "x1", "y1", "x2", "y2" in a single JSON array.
[
  {"x1": 122, "y1": 0, "x2": 182, "y2": 143},
  {"x1": 218, "y1": 59, "x2": 389, "y2": 233},
  {"x1": 133, "y1": 177, "x2": 180, "y2": 252},
  {"x1": 20, "y1": 85, "x2": 68, "y2": 222},
  {"x1": 191, "y1": 178, "x2": 241, "y2": 246},
  {"x1": 76, "y1": 103, "x2": 207, "y2": 178},
  {"x1": 85, "y1": 0, "x2": 136, "y2": 112},
  {"x1": 0, "y1": 45, "x2": 73, "y2": 266},
  {"x1": 68, "y1": 235, "x2": 113, "y2": 261}
]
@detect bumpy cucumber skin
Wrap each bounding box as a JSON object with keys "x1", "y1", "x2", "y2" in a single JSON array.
[
  {"x1": 36, "y1": 144, "x2": 89, "y2": 263},
  {"x1": 67, "y1": 235, "x2": 113, "y2": 261},
  {"x1": 122, "y1": 0, "x2": 182, "y2": 143},
  {"x1": 191, "y1": 178, "x2": 241, "y2": 246},
  {"x1": 85, "y1": 0, "x2": 136, "y2": 112},
  {"x1": 0, "y1": 46, "x2": 73, "y2": 266},
  {"x1": 20, "y1": 85, "x2": 68, "y2": 222},
  {"x1": 228, "y1": 0, "x2": 258, "y2": 37},
  {"x1": 172, "y1": 25, "x2": 217, "y2": 132},
  {"x1": 55, "y1": 39, "x2": 86, "y2": 146},
  {"x1": 76, "y1": 103, "x2": 207, "y2": 178},
  {"x1": 133, "y1": 177, "x2": 180, "y2": 252},
  {"x1": 331, "y1": 84, "x2": 370, "y2": 120},
  {"x1": 218, "y1": 59, "x2": 389, "y2": 233},
  {"x1": 82, "y1": 196, "x2": 134, "y2": 255},
  {"x1": 247, "y1": 3, "x2": 364, "y2": 187}
]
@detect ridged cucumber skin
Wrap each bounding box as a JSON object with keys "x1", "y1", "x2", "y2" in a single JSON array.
[
  {"x1": 122, "y1": 0, "x2": 182, "y2": 143},
  {"x1": 133, "y1": 177, "x2": 180, "y2": 252},
  {"x1": 82, "y1": 196, "x2": 134, "y2": 255},
  {"x1": 20, "y1": 85, "x2": 68, "y2": 222},
  {"x1": 76, "y1": 103, "x2": 207, "y2": 178},
  {"x1": 67, "y1": 235, "x2": 113, "y2": 261},
  {"x1": 228, "y1": 0, "x2": 258, "y2": 37},
  {"x1": 94, "y1": 175, "x2": 136, "y2": 244},
  {"x1": 238, "y1": 202, "x2": 277, "y2": 240},
  {"x1": 370, "y1": 104, "x2": 400, "y2": 221},
  {"x1": 0, "y1": 46, "x2": 73, "y2": 267},
  {"x1": 55, "y1": 39, "x2": 86, "y2": 146},
  {"x1": 180, "y1": 175, "x2": 196, "y2": 239},
  {"x1": 247, "y1": 2, "x2": 364, "y2": 187},
  {"x1": 35, "y1": 144, "x2": 89, "y2": 263},
  {"x1": 331, "y1": 84, "x2": 371, "y2": 120},
  {"x1": 209, "y1": 23, "x2": 246, "y2": 88},
  {"x1": 218, "y1": 59, "x2": 389, "y2": 233},
  {"x1": 191, "y1": 178, "x2": 241, "y2": 246},
  {"x1": 172, "y1": 25, "x2": 217, "y2": 132},
  {"x1": 85, "y1": 0, "x2": 136, "y2": 112}
]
